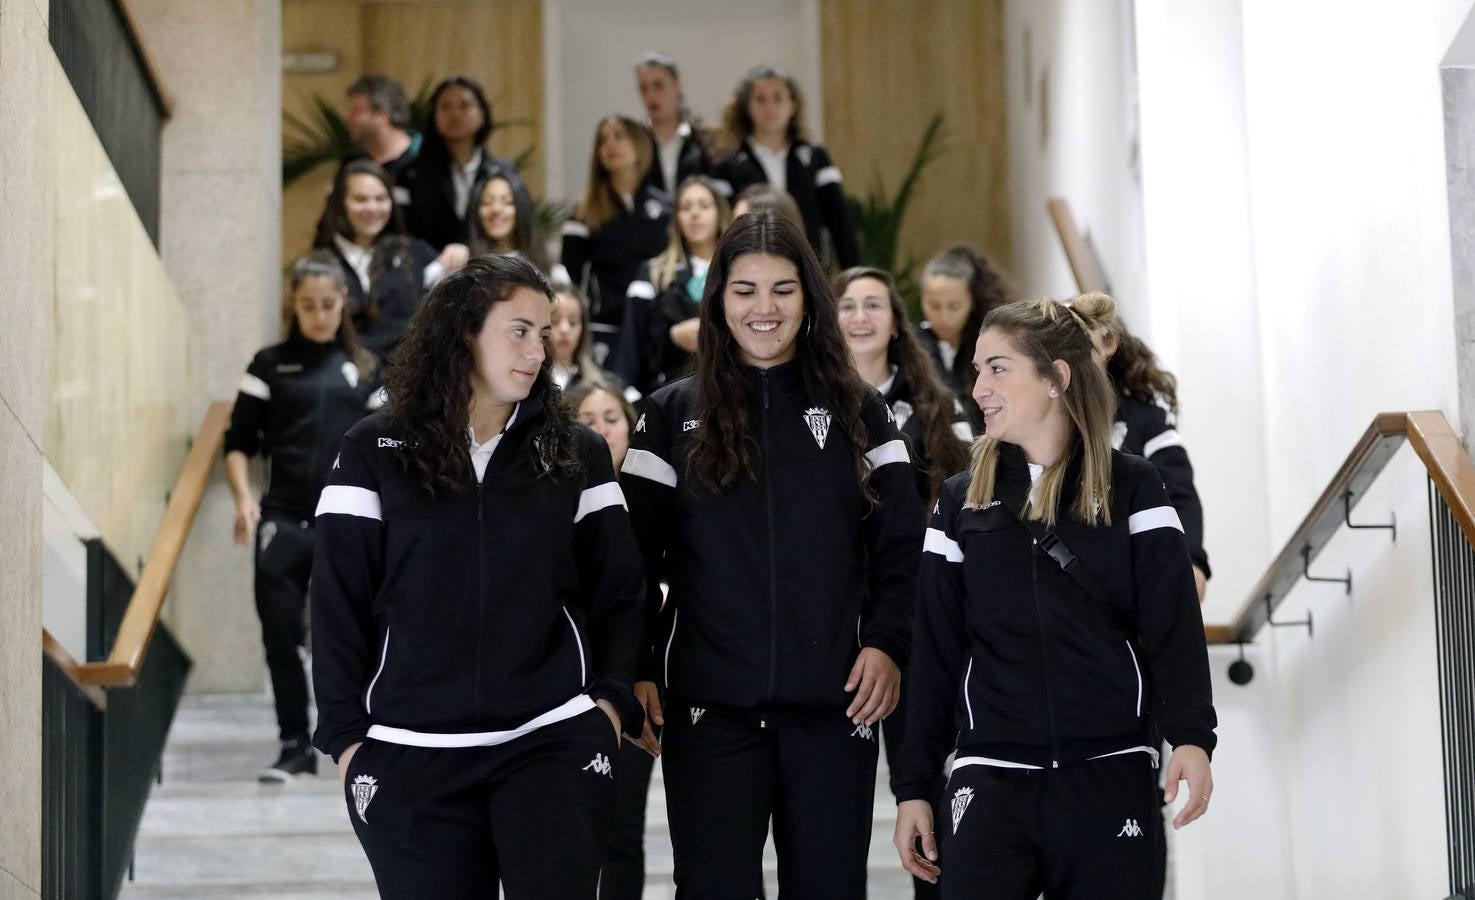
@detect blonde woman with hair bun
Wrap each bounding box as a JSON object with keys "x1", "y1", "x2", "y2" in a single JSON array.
[{"x1": 893, "y1": 294, "x2": 1217, "y2": 899}]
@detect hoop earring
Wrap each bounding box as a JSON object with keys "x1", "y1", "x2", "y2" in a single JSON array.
[{"x1": 803, "y1": 316, "x2": 813, "y2": 338}]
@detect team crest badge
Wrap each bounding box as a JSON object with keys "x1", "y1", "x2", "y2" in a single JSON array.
[
  {"x1": 645, "y1": 198, "x2": 665, "y2": 220},
  {"x1": 891, "y1": 400, "x2": 914, "y2": 429},
  {"x1": 803, "y1": 407, "x2": 832, "y2": 449},
  {"x1": 635, "y1": 413, "x2": 646, "y2": 433},
  {"x1": 1111, "y1": 420, "x2": 1129, "y2": 450},
  {"x1": 690, "y1": 707, "x2": 705, "y2": 725},
  {"x1": 352, "y1": 774, "x2": 379, "y2": 824},
  {"x1": 341, "y1": 361, "x2": 360, "y2": 388},
  {"x1": 951, "y1": 786, "x2": 975, "y2": 834}
]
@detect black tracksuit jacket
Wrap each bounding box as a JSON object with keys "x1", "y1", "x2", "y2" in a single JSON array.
[
  {"x1": 405, "y1": 150, "x2": 516, "y2": 251},
  {"x1": 223, "y1": 338, "x2": 382, "y2": 520},
  {"x1": 710, "y1": 139, "x2": 859, "y2": 268},
  {"x1": 560, "y1": 185, "x2": 672, "y2": 334},
  {"x1": 310, "y1": 400, "x2": 646, "y2": 761},
  {"x1": 1114, "y1": 393, "x2": 1210, "y2": 576},
  {"x1": 893, "y1": 443, "x2": 1217, "y2": 802},
  {"x1": 880, "y1": 367, "x2": 975, "y2": 503},
  {"x1": 323, "y1": 236, "x2": 439, "y2": 361},
  {"x1": 619, "y1": 362, "x2": 924, "y2": 709},
  {"x1": 611, "y1": 259, "x2": 703, "y2": 395},
  {"x1": 640, "y1": 121, "x2": 710, "y2": 195}
]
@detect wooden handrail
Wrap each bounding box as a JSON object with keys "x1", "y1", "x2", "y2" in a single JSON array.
[
  {"x1": 1208, "y1": 411, "x2": 1475, "y2": 645},
  {"x1": 43, "y1": 629, "x2": 107, "y2": 711},
  {"x1": 1045, "y1": 198, "x2": 1109, "y2": 294},
  {"x1": 73, "y1": 401, "x2": 232, "y2": 688}
]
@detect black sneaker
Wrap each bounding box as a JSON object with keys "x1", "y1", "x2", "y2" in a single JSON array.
[{"x1": 258, "y1": 736, "x2": 318, "y2": 782}]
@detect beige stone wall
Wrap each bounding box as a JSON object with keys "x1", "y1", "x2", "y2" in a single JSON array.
[
  {"x1": 45, "y1": 54, "x2": 195, "y2": 574},
  {"x1": 0, "y1": 0, "x2": 48, "y2": 893}
]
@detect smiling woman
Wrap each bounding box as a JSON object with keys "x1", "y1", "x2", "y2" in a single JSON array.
[{"x1": 311, "y1": 254, "x2": 647, "y2": 897}]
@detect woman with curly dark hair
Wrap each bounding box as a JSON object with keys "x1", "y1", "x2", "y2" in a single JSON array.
[
  {"x1": 311, "y1": 254, "x2": 646, "y2": 899},
  {"x1": 917, "y1": 245, "x2": 1016, "y2": 411},
  {"x1": 710, "y1": 64, "x2": 858, "y2": 268},
  {"x1": 620, "y1": 209, "x2": 922, "y2": 897}
]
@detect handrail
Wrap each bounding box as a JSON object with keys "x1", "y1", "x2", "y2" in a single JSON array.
[
  {"x1": 1045, "y1": 197, "x2": 1109, "y2": 293},
  {"x1": 1207, "y1": 411, "x2": 1475, "y2": 645},
  {"x1": 43, "y1": 628, "x2": 107, "y2": 711},
  {"x1": 114, "y1": 0, "x2": 174, "y2": 118},
  {"x1": 72, "y1": 401, "x2": 232, "y2": 688}
]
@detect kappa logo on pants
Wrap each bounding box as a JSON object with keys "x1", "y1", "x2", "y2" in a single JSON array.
[
  {"x1": 1116, "y1": 818, "x2": 1144, "y2": 838},
  {"x1": 690, "y1": 707, "x2": 705, "y2": 725},
  {"x1": 351, "y1": 774, "x2": 378, "y2": 824},
  {"x1": 950, "y1": 786, "x2": 975, "y2": 834},
  {"x1": 583, "y1": 752, "x2": 613, "y2": 777},
  {"x1": 258, "y1": 520, "x2": 278, "y2": 553},
  {"x1": 850, "y1": 721, "x2": 874, "y2": 741}
]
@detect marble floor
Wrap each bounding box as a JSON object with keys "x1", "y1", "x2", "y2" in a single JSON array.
[{"x1": 119, "y1": 693, "x2": 919, "y2": 899}]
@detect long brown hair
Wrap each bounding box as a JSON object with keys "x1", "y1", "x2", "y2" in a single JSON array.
[
  {"x1": 689, "y1": 209, "x2": 873, "y2": 502},
  {"x1": 549, "y1": 280, "x2": 610, "y2": 390},
  {"x1": 313, "y1": 159, "x2": 421, "y2": 324},
  {"x1": 964, "y1": 296, "x2": 1118, "y2": 526},
  {"x1": 281, "y1": 250, "x2": 376, "y2": 376},
  {"x1": 384, "y1": 255, "x2": 581, "y2": 495},
  {"x1": 720, "y1": 64, "x2": 806, "y2": 154},
  {"x1": 650, "y1": 176, "x2": 731, "y2": 291},
  {"x1": 467, "y1": 168, "x2": 546, "y2": 271},
  {"x1": 920, "y1": 245, "x2": 1016, "y2": 359},
  {"x1": 576, "y1": 115, "x2": 655, "y2": 231},
  {"x1": 1069, "y1": 292, "x2": 1179, "y2": 414},
  {"x1": 833, "y1": 266, "x2": 968, "y2": 506}
]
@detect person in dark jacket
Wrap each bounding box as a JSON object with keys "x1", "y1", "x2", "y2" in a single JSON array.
[
  {"x1": 710, "y1": 64, "x2": 858, "y2": 269},
  {"x1": 406, "y1": 75, "x2": 516, "y2": 251},
  {"x1": 341, "y1": 75, "x2": 420, "y2": 213},
  {"x1": 621, "y1": 210, "x2": 923, "y2": 898},
  {"x1": 613, "y1": 175, "x2": 730, "y2": 396},
  {"x1": 225, "y1": 250, "x2": 384, "y2": 782},
  {"x1": 467, "y1": 167, "x2": 551, "y2": 273},
  {"x1": 916, "y1": 245, "x2": 1015, "y2": 414},
  {"x1": 1071, "y1": 292, "x2": 1210, "y2": 600},
  {"x1": 314, "y1": 160, "x2": 467, "y2": 361},
  {"x1": 892, "y1": 295, "x2": 1217, "y2": 900},
  {"x1": 634, "y1": 52, "x2": 711, "y2": 196},
  {"x1": 311, "y1": 255, "x2": 645, "y2": 899},
  {"x1": 561, "y1": 115, "x2": 672, "y2": 366}
]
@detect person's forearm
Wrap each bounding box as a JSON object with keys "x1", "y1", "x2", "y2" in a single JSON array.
[{"x1": 225, "y1": 451, "x2": 253, "y2": 504}]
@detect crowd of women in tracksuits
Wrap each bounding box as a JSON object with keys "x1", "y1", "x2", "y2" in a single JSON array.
[{"x1": 224, "y1": 50, "x2": 1218, "y2": 900}]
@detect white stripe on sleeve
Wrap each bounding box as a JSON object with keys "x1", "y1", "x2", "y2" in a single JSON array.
[
  {"x1": 710, "y1": 178, "x2": 734, "y2": 197},
  {"x1": 1128, "y1": 505, "x2": 1184, "y2": 535},
  {"x1": 574, "y1": 481, "x2": 628, "y2": 523},
  {"x1": 952, "y1": 421, "x2": 975, "y2": 442},
  {"x1": 626, "y1": 280, "x2": 657, "y2": 300},
  {"x1": 923, "y1": 527, "x2": 963, "y2": 562},
  {"x1": 238, "y1": 373, "x2": 271, "y2": 401},
  {"x1": 864, "y1": 439, "x2": 910, "y2": 470},
  {"x1": 621, "y1": 448, "x2": 678, "y2": 488},
  {"x1": 815, "y1": 165, "x2": 843, "y2": 187},
  {"x1": 315, "y1": 485, "x2": 383, "y2": 521},
  {"x1": 1143, "y1": 429, "x2": 1184, "y2": 459},
  {"x1": 561, "y1": 220, "x2": 591, "y2": 238}
]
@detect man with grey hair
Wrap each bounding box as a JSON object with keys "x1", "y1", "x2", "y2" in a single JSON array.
[{"x1": 340, "y1": 75, "x2": 421, "y2": 214}]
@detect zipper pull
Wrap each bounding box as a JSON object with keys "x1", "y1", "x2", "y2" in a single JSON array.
[{"x1": 761, "y1": 370, "x2": 770, "y2": 409}]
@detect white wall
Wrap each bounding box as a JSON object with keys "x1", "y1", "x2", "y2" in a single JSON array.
[
  {"x1": 542, "y1": 0, "x2": 823, "y2": 203},
  {"x1": 1007, "y1": 0, "x2": 1474, "y2": 896}
]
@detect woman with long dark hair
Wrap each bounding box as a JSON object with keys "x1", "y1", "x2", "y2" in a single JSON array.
[
  {"x1": 634, "y1": 51, "x2": 710, "y2": 195},
  {"x1": 225, "y1": 250, "x2": 382, "y2": 782},
  {"x1": 916, "y1": 245, "x2": 1015, "y2": 409},
  {"x1": 407, "y1": 75, "x2": 514, "y2": 251},
  {"x1": 467, "y1": 167, "x2": 548, "y2": 272},
  {"x1": 711, "y1": 64, "x2": 858, "y2": 268},
  {"x1": 893, "y1": 295, "x2": 1216, "y2": 899},
  {"x1": 311, "y1": 255, "x2": 646, "y2": 898},
  {"x1": 561, "y1": 115, "x2": 672, "y2": 365},
  {"x1": 621, "y1": 209, "x2": 922, "y2": 896},
  {"x1": 613, "y1": 175, "x2": 731, "y2": 395},
  {"x1": 314, "y1": 159, "x2": 467, "y2": 360}
]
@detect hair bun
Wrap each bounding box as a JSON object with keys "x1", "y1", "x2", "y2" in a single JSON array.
[{"x1": 1068, "y1": 291, "x2": 1117, "y2": 329}]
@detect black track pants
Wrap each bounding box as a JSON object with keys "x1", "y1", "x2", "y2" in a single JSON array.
[
  {"x1": 661, "y1": 703, "x2": 880, "y2": 899},
  {"x1": 939, "y1": 753, "x2": 1160, "y2": 900},
  {"x1": 254, "y1": 510, "x2": 314, "y2": 740},
  {"x1": 882, "y1": 671, "x2": 943, "y2": 900},
  {"x1": 344, "y1": 706, "x2": 620, "y2": 900},
  {"x1": 599, "y1": 739, "x2": 658, "y2": 899}
]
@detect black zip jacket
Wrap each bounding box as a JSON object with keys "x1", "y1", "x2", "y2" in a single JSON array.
[
  {"x1": 610, "y1": 259, "x2": 703, "y2": 395},
  {"x1": 223, "y1": 338, "x2": 382, "y2": 520},
  {"x1": 640, "y1": 121, "x2": 710, "y2": 195},
  {"x1": 620, "y1": 362, "x2": 923, "y2": 709},
  {"x1": 560, "y1": 184, "x2": 672, "y2": 332},
  {"x1": 405, "y1": 151, "x2": 515, "y2": 250},
  {"x1": 1114, "y1": 393, "x2": 1210, "y2": 577},
  {"x1": 893, "y1": 443, "x2": 1217, "y2": 802},
  {"x1": 310, "y1": 399, "x2": 646, "y2": 761},
  {"x1": 879, "y1": 367, "x2": 975, "y2": 503},
  {"x1": 323, "y1": 236, "x2": 439, "y2": 361},
  {"x1": 710, "y1": 139, "x2": 859, "y2": 268},
  {"x1": 913, "y1": 323, "x2": 978, "y2": 419}
]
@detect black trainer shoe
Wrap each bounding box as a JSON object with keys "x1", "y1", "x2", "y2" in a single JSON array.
[{"x1": 258, "y1": 736, "x2": 318, "y2": 782}]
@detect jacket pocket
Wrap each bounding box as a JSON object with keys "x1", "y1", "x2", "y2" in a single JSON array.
[{"x1": 562, "y1": 607, "x2": 588, "y2": 689}]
